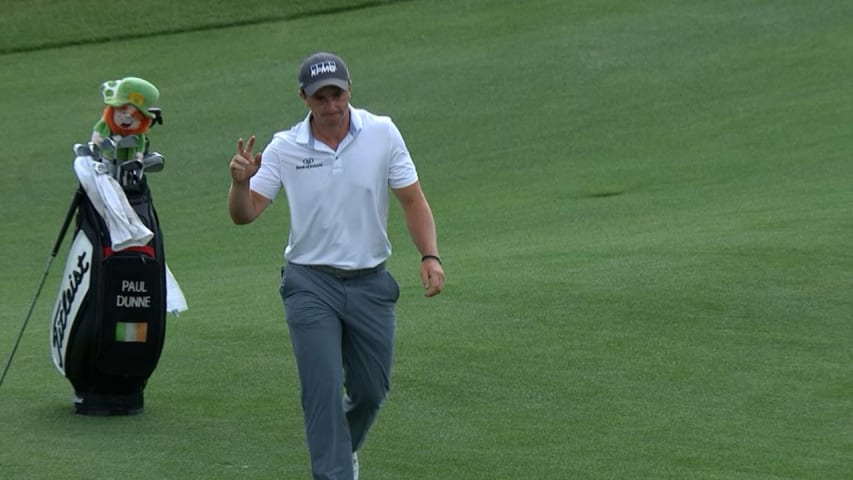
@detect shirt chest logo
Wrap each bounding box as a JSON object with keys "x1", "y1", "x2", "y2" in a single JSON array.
[{"x1": 296, "y1": 157, "x2": 324, "y2": 170}]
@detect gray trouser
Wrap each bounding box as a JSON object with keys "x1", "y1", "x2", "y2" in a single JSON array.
[{"x1": 280, "y1": 263, "x2": 399, "y2": 480}]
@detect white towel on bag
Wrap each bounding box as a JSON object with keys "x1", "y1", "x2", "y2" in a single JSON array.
[
  {"x1": 73, "y1": 155, "x2": 153, "y2": 250},
  {"x1": 165, "y1": 264, "x2": 188, "y2": 315}
]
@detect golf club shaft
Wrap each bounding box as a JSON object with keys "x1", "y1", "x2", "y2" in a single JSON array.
[{"x1": 0, "y1": 189, "x2": 81, "y2": 389}]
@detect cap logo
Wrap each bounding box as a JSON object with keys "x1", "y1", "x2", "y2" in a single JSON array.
[
  {"x1": 127, "y1": 92, "x2": 145, "y2": 106},
  {"x1": 310, "y1": 61, "x2": 338, "y2": 77}
]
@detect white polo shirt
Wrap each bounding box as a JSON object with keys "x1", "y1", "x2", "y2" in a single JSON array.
[{"x1": 250, "y1": 106, "x2": 418, "y2": 269}]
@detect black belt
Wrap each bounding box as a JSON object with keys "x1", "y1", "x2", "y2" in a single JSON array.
[{"x1": 297, "y1": 262, "x2": 386, "y2": 279}]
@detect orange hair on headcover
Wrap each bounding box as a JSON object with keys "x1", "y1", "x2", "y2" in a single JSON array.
[{"x1": 102, "y1": 105, "x2": 152, "y2": 136}]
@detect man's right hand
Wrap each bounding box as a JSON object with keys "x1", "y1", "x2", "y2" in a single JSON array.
[{"x1": 229, "y1": 136, "x2": 262, "y2": 184}]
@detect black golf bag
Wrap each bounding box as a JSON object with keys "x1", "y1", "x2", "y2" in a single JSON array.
[{"x1": 49, "y1": 177, "x2": 167, "y2": 415}]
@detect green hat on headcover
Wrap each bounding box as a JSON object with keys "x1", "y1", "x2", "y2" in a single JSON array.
[{"x1": 101, "y1": 77, "x2": 159, "y2": 118}]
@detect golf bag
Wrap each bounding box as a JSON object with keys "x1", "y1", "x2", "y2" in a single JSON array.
[{"x1": 49, "y1": 177, "x2": 167, "y2": 415}]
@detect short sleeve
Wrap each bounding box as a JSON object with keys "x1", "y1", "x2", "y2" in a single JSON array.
[
  {"x1": 387, "y1": 121, "x2": 418, "y2": 189},
  {"x1": 249, "y1": 145, "x2": 283, "y2": 201}
]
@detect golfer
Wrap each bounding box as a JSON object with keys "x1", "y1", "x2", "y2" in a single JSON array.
[{"x1": 228, "y1": 51, "x2": 445, "y2": 480}]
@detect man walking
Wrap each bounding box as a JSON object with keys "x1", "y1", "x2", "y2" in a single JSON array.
[{"x1": 228, "y1": 51, "x2": 445, "y2": 479}]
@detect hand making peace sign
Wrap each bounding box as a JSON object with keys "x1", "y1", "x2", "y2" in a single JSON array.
[{"x1": 229, "y1": 135, "x2": 262, "y2": 184}]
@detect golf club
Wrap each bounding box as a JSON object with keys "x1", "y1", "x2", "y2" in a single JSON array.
[
  {"x1": 119, "y1": 159, "x2": 143, "y2": 172},
  {"x1": 0, "y1": 189, "x2": 82, "y2": 389},
  {"x1": 141, "y1": 153, "x2": 165, "y2": 173},
  {"x1": 73, "y1": 143, "x2": 93, "y2": 158},
  {"x1": 118, "y1": 158, "x2": 144, "y2": 186},
  {"x1": 99, "y1": 136, "x2": 117, "y2": 160}
]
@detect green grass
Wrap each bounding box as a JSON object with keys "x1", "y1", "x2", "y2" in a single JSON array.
[
  {"x1": 0, "y1": 0, "x2": 409, "y2": 54},
  {"x1": 2, "y1": 0, "x2": 852, "y2": 478}
]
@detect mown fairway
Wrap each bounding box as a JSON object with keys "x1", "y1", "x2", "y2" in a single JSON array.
[{"x1": 1, "y1": 1, "x2": 851, "y2": 478}]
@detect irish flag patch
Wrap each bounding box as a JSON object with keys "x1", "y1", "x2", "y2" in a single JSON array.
[{"x1": 115, "y1": 322, "x2": 148, "y2": 342}]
